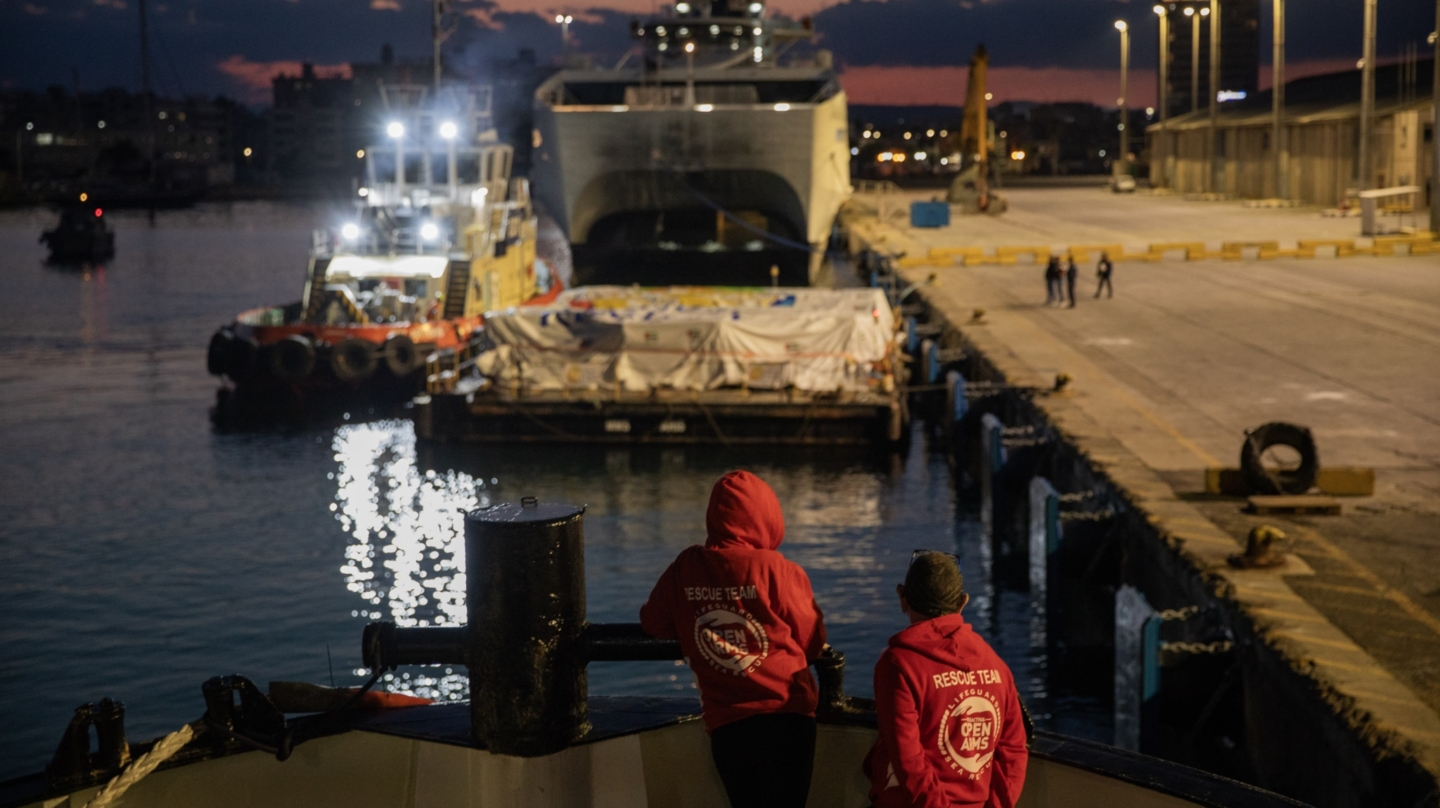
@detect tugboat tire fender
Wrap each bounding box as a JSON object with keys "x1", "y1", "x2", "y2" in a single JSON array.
[
  {"x1": 383, "y1": 334, "x2": 422, "y2": 377},
  {"x1": 269, "y1": 335, "x2": 317, "y2": 383},
  {"x1": 331, "y1": 338, "x2": 378, "y2": 383},
  {"x1": 207, "y1": 330, "x2": 233, "y2": 376},
  {"x1": 229, "y1": 336, "x2": 261, "y2": 382}
]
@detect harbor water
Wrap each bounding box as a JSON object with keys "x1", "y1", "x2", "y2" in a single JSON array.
[{"x1": 0, "y1": 203, "x2": 1107, "y2": 781}]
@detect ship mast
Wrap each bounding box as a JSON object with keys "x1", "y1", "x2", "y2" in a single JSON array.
[{"x1": 139, "y1": 0, "x2": 155, "y2": 186}]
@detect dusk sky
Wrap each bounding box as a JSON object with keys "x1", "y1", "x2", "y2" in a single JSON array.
[{"x1": 1, "y1": 0, "x2": 1432, "y2": 108}]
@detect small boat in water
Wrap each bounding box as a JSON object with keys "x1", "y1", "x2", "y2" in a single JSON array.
[
  {"x1": 1, "y1": 501, "x2": 1310, "y2": 808},
  {"x1": 39, "y1": 205, "x2": 115, "y2": 264},
  {"x1": 208, "y1": 85, "x2": 558, "y2": 421}
]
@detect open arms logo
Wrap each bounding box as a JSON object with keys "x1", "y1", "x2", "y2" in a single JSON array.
[
  {"x1": 938, "y1": 690, "x2": 1001, "y2": 778},
  {"x1": 694, "y1": 605, "x2": 770, "y2": 676}
]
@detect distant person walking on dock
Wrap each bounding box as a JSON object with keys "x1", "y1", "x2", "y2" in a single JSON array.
[
  {"x1": 1095, "y1": 252, "x2": 1114, "y2": 299},
  {"x1": 865, "y1": 551, "x2": 1029, "y2": 808},
  {"x1": 1065, "y1": 255, "x2": 1078, "y2": 308},
  {"x1": 640, "y1": 470, "x2": 828, "y2": 808},
  {"x1": 1044, "y1": 256, "x2": 1062, "y2": 307}
]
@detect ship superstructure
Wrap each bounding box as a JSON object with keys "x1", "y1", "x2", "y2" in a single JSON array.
[{"x1": 531, "y1": 0, "x2": 851, "y2": 287}]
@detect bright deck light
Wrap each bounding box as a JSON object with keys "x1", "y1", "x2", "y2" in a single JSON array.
[
  {"x1": 420, "y1": 222, "x2": 440, "y2": 241},
  {"x1": 342, "y1": 223, "x2": 361, "y2": 240},
  {"x1": 773, "y1": 103, "x2": 790, "y2": 111},
  {"x1": 386, "y1": 122, "x2": 405, "y2": 139},
  {"x1": 1114, "y1": 20, "x2": 1128, "y2": 31},
  {"x1": 439, "y1": 121, "x2": 459, "y2": 140}
]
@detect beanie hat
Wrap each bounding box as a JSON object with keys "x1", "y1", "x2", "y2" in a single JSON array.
[{"x1": 904, "y1": 552, "x2": 965, "y2": 618}]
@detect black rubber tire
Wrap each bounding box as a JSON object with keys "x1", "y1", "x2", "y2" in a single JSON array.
[
  {"x1": 229, "y1": 336, "x2": 260, "y2": 382},
  {"x1": 1240, "y1": 421, "x2": 1320, "y2": 495},
  {"x1": 331, "y1": 338, "x2": 378, "y2": 383},
  {"x1": 269, "y1": 335, "x2": 316, "y2": 383},
  {"x1": 383, "y1": 334, "x2": 422, "y2": 377},
  {"x1": 207, "y1": 331, "x2": 233, "y2": 376}
]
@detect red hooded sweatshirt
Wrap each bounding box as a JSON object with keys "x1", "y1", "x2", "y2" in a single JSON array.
[
  {"x1": 866, "y1": 614, "x2": 1028, "y2": 808},
  {"x1": 639, "y1": 470, "x2": 827, "y2": 732}
]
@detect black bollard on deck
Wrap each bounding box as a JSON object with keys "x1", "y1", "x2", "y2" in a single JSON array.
[{"x1": 466, "y1": 497, "x2": 589, "y2": 755}]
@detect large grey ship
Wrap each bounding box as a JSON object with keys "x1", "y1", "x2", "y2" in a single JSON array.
[{"x1": 530, "y1": 0, "x2": 851, "y2": 286}]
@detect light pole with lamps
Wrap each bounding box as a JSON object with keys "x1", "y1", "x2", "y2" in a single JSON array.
[
  {"x1": 1432, "y1": 5, "x2": 1439, "y2": 234},
  {"x1": 1184, "y1": 6, "x2": 1207, "y2": 114},
  {"x1": 1115, "y1": 20, "x2": 1130, "y2": 174},
  {"x1": 1358, "y1": 0, "x2": 1376, "y2": 192},
  {"x1": 1153, "y1": 5, "x2": 1168, "y2": 187},
  {"x1": 439, "y1": 120, "x2": 459, "y2": 202},
  {"x1": 555, "y1": 14, "x2": 573, "y2": 48},
  {"x1": 1272, "y1": 0, "x2": 1286, "y2": 199},
  {"x1": 387, "y1": 121, "x2": 406, "y2": 196},
  {"x1": 1207, "y1": 0, "x2": 1220, "y2": 193}
]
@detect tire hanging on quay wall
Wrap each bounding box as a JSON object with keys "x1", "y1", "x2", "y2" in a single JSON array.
[
  {"x1": 269, "y1": 335, "x2": 316, "y2": 383},
  {"x1": 383, "y1": 334, "x2": 422, "y2": 377},
  {"x1": 1240, "y1": 421, "x2": 1319, "y2": 495},
  {"x1": 331, "y1": 338, "x2": 378, "y2": 383}
]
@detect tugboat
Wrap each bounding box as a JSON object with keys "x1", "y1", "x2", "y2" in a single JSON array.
[
  {"x1": 39, "y1": 203, "x2": 116, "y2": 264},
  {"x1": 0, "y1": 502, "x2": 1310, "y2": 808},
  {"x1": 530, "y1": 0, "x2": 852, "y2": 287},
  {"x1": 208, "y1": 85, "x2": 558, "y2": 421}
]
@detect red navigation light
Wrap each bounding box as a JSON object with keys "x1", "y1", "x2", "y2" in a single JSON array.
[{"x1": 94, "y1": 208, "x2": 103, "y2": 217}]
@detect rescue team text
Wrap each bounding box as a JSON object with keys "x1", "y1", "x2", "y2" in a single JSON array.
[
  {"x1": 686, "y1": 585, "x2": 760, "y2": 601},
  {"x1": 933, "y1": 669, "x2": 1003, "y2": 688}
]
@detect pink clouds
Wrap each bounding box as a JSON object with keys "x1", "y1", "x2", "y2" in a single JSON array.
[
  {"x1": 839, "y1": 65, "x2": 1159, "y2": 108},
  {"x1": 371, "y1": 0, "x2": 402, "y2": 9},
  {"x1": 216, "y1": 56, "x2": 353, "y2": 103}
]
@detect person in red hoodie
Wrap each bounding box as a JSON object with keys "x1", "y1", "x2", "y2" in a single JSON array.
[
  {"x1": 639, "y1": 470, "x2": 827, "y2": 808},
  {"x1": 866, "y1": 551, "x2": 1029, "y2": 808}
]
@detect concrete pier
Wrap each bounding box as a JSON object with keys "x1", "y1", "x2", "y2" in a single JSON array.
[{"x1": 844, "y1": 188, "x2": 1440, "y2": 806}]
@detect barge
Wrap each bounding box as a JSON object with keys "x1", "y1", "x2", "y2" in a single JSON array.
[
  {"x1": 2, "y1": 501, "x2": 1310, "y2": 808},
  {"x1": 415, "y1": 286, "x2": 909, "y2": 445}
]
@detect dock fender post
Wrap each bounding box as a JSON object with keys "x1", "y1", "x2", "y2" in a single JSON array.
[
  {"x1": 1114, "y1": 586, "x2": 1161, "y2": 752},
  {"x1": 228, "y1": 336, "x2": 260, "y2": 383},
  {"x1": 467, "y1": 499, "x2": 590, "y2": 756},
  {"x1": 943, "y1": 370, "x2": 967, "y2": 450},
  {"x1": 1027, "y1": 477, "x2": 1062, "y2": 620},
  {"x1": 979, "y1": 413, "x2": 1007, "y2": 539}
]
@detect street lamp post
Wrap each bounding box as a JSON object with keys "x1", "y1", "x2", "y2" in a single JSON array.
[
  {"x1": 1272, "y1": 0, "x2": 1287, "y2": 199},
  {"x1": 1358, "y1": 0, "x2": 1377, "y2": 192},
  {"x1": 1115, "y1": 20, "x2": 1130, "y2": 174},
  {"x1": 1154, "y1": 5, "x2": 1168, "y2": 187},
  {"x1": 1185, "y1": 7, "x2": 1203, "y2": 114},
  {"x1": 555, "y1": 14, "x2": 573, "y2": 48},
  {"x1": 1432, "y1": 2, "x2": 1439, "y2": 234},
  {"x1": 1207, "y1": 0, "x2": 1220, "y2": 193}
]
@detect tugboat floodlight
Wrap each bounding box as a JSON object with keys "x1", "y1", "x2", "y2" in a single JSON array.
[
  {"x1": 675, "y1": 2, "x2": 690, "y2": 13},
  {"x1": 748, "y1": 2, "x2": 762, "y2": 12},
  {"x1": 387, "y1": 122, "x2": 406, "y2": 139},
  {"x1": 752, "y1": 26, "x2": 762, "y2": 35},
  {"x1": 470, "y1": 187, "x2": 489, "y2": 207},
  {"x1": 753, "y1": 46, "x2": 762, "y2": 62},
  {"x1": 358, "y1": 188, "x2": 370, "y2": 197},
  {"x1": 342, "y1": 223, "x2": 361, "y2": 240},
  {"x1": 773, "y1": 103, "x2": 790, "y2": 111},
  {"x1": 420, "y1": 222, "x2": 440, "y2": 241},
  {"x1": 684, "y1": 42, "x2": 695, "y2": 53},
  {"x1": 439, "y1": 121, "x2": 459, "y2": 140}
]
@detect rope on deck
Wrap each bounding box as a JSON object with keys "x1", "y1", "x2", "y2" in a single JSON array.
[{"x1": 84, "y1": 723, "x2": 198, "y2": 808}]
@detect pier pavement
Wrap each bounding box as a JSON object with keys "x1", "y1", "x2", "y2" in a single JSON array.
[{"x1": 843, "y1": 189, "x2": 1440, "y2": 797}]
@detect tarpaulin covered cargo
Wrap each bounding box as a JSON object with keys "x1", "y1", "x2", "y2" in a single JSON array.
[{"x1": 475, "y1": 286, "x2": 898, "y2": 393}]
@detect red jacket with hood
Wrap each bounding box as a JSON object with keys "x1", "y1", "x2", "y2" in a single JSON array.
[
  {"x1": 639, "y1": 470, "x2": 827, "y2": 732},
  {"x1": 866, "y1": 613, "x2": 1028, "y2": 808}
]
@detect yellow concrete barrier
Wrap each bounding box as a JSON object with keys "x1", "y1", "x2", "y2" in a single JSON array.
[
  {"x1": 1148, "y1": 242, "x2": 1209, "y2": 260},
  {"x1": 1066, "y1": 244, "x2": 1124, "y2": 263},
  {"x1": 1297, "y1": 239, "x2": 1357, "y2": 258},
  {"x1": 895, "y1": 255, "x2": 933, "y2": 269},
  {"x1": 1221, "y1": 241, "x2": 1280, "y2": 260},
  {"x1": 995, "y1": 245, "x2": 1053, "y2": 265},
  {"x1": 927, "y1": 246, "x2": 984, "y2": 262}
]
